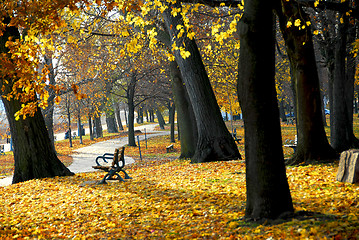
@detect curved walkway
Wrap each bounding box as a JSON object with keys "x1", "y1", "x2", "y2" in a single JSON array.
[{"x1": 0, "y1": 124, "x2": 169, "y2": 186}]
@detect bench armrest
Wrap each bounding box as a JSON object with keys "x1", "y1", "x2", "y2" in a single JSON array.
[{"x1": 95, "y1": 153, "x2": 114, "y2": 166}]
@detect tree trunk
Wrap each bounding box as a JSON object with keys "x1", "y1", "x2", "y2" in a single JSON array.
[
  {"x1": 42, "y1": 55, "x2": 56, "y2": 152},
  {"x1": 94, "y1": 116, "x2": 103, "y2": 138},
  {"x1": 156, "y1": 108, "x2": 166, "y2": 130},
  {"x1": 138, "y1": 107, "x2": 144, "y2": 124},
  {"x1": 278, "y1": 1, "x2": 337, "y2": 165},
  {"x1": 331, "y1": 13, "x2": 359, "y2": 152},
  {"x1": 238, "y1": 0, "x2": 293, "y2": 220},
  {"x1": 67, "y1": 104, "x2": 73, "y2": 148},
  {"x1": 149, "y1": 109, "x2": 155, "y2": 122},
  {"x1": 124, "y1": 106, "x2": 128, "y2": 127},
  {"x1": 2, "y1": 97, "x2": 74, "y2": 183},
  {"x1": 88, "y1": 114, "x2": 94, "y2": 141},
  {"x1": 77, "y1": 114, "x2": 83, "y2": 145},
  {"x1": 162, "y1": 2, "x2": 240, "y2": 163},
  {"x1": 127, "y1": 74, "x2": 137, "y2": 146},
  {"x1": 115, "y1": 103, "x2": 124, "y2": 131},
  {"x1": 105, "y1": 110, "x2": 118, "y2": 134},
  {"x1": 170, "y1": 61, "x2": 197, "y2": 158},
  {"x1": 0, "y1": 20, "x2": 73, "y2": 183},
  {"x1": 169, "y1": 102, "x2": 176, "y2": 143}
]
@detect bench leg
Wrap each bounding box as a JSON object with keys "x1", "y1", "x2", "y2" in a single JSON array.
[
  {"x1": 98, "y1": 174, "x2": 110, "y2": 184},
  {"x1": 121, "y1": 170, "x2": 132, "y2": 180}
]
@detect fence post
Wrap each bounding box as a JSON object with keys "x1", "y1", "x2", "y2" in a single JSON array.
[{"x1": 137, "y1": 135, "x2": 142, "y2": 161}]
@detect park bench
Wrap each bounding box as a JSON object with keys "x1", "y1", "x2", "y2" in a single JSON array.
[
  {"x1": 284, "y1": 135, "x2": 297, "y2": 152},
  {"x1": 232, "y1": 133, "x2": 241, "y2": 144},
  {"x1": 92, "y1": 147, "x2": 132, "y2": 184},
  {"x1": 166, "y1": 144, "x2": 174, "y2": 153}
]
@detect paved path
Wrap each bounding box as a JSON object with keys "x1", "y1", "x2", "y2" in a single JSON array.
[{"x1": 0, "y1": 124, "x2": 168, "y2": 187}]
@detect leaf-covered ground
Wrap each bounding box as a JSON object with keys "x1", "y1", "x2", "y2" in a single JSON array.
[
  {"x1": 1, "y1": 119, "x2": 359, "y2": 239},
  {"x1": 1, "y1": 158, "x2": 359, "y2": 239}
]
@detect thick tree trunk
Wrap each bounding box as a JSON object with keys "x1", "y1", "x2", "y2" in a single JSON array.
[
  {"x1": 278, "y1": 1, "x2": 337, "y2": 164},
  {"x1": 238, "y1": 0, "x2": 293, "y2": 220},
  {"x1": 0, "y1": 18, "x2": 73, "y2": 183},
  {"x1": 2, "y1": 97, "x2": 74, "y2": 183},
  {"x1": 331, "y1": 14, "x2": 359, "y2": 152},
  {"x1": 170, "y1": 61, "x2": 197, "y2": 158},
  {"x1": 162, "y1": 2, "x2": 240, "y2": 163},
  {"x1": 156, "y1": 108, "x2": 166, "y2": 130}
]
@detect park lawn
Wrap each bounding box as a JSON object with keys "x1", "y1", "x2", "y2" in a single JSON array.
[
  {"x1": 0, "y1": 121, "x2": 359, "y2": 239},
  {"x1": 0, "y1": 158, "x2": 359, "y2": 239}
]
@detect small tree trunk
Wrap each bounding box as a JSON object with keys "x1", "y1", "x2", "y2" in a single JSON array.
[
  {"x1": 127, "y1": 73, "x2": 137, "y2": 146},
  {"x1": 94, "y1": 116, "x2": 103, "y2": 138},
  {"x1": 124, "y1": 106, "x2": 128, "y2": 127},
  {"x1": 77, "y1": 114, "x2": 83, "y2": 145},
  {"x1": 67, "y1": 105, "x2": 72, "y2": 148},
  {"x1": 169, "y1": 103, "x2": 176, "y2": 143},
  {"x1": 115, "y1": 103, "x2": 124, "y2": 131},
  {"x1": 88, "y1": 114, "x2": 94, "y2": 141},
  {"x1": 156, "y1": 108, "x2": 166, "y2": 130}
]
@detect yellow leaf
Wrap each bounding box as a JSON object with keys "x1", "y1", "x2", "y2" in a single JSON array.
[{"x1": 294, "y1": 19, "x2": 301, "y2": 27}]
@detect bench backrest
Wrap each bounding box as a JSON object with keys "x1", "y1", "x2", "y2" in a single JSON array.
[{"x1": 111, "y1": 147, "x2": 125, "y2": 168}]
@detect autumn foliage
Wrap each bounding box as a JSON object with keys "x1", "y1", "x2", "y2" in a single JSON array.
[
  {"x1": 1, "y1": 158, "x2": 359, "y2": 239},
  {"x1": 0, "y1": 123, "x2": 359, "y2": 239}
]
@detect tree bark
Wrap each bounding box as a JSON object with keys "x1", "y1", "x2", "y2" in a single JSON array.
[
  {"x1": 156, "y1": 108, "x2": 166, "y2": 130},
  {"x1": 278, "y1": 1, "x2": 338, "y2": 164},
  {"x1": 114, "y1": 103, "x2": 124, "y2": 131},
  {"x1": 169, "y1": 102, "x2": 176, "y2": 143},
  {"x1": 105, "y1": 109, "x2": 118, "y2": 134},
  {"x1": 2, "y1": 97, "x2": 74, "y2": 183},
  {"x1": 42, "y1": 55, "x2": 56, "y2": 152},
  {"x1": 162, "y1": 1, "x2": 240, "y2": 163},
  {"x1": 88, "y1": 114, "x2": 94, "y2": 141},
  {"x1": 66, "y1": 102, "x2": 73, "y2": 148},
  {"x1": 93, "y1": 116, "x2": 103, "y2": 138},
  {"x1": 77, "y1": 114, "x2": 83, "y2": 145},
  {"x1": 331, "y1": 13, "x2": 359, "y2": 152},
  {"x1": 0, "y1": 18, "x2": 73, "y2": 183},
  {"x1": 127, "y1": 73, "x2": 137, "y2": 146},
  {"x1": 238, "y1": 0, "x2": 293, "y2": 220},
  {"x1": 170, "y1": 61, "x2": 197, "y2": 158}
]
